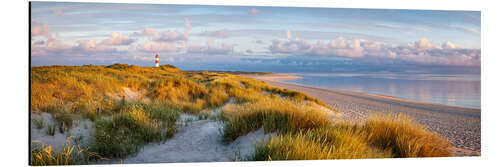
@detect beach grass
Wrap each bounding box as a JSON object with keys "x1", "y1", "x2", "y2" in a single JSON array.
[
  {"x1": 91, "y1": 102, "x2": 179, "y2": 158},
  {"x1": 220, "y1": 97, "x2": 332, "y2": 142},
  {"x1": 30, "y1": 137, "x2": 101, "y2": 166},
  {"x1": 249, "y1": 113, "x2": 451, "y2": 160}
]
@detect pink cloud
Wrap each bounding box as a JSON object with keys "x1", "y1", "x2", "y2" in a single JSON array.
[
  {"x1": 267, "y1": 30, "x2": 480, "y2": 66},
  {"x1": 137, "y1": 40, "x2": 179, "y2": 52},
  {"x1": 100, "y1": 32, "x2": 134, "y2": 45},
  {"x1": 46, "y1": 38, "x2": 72, "y2": 51},
  {"x1": 135, "y1": 28, "x2": 158, "y2": 37},
  {"x1": 53, "y1": 8, "x2": 64, "y2": 16},
  {"x1": 76, "y1": 40, "x2": 114, "y2": 52},
  {"x1": 31, "y1": 21, "x2": 51, "y2": 38},
  {"x1": 248, "y1": 8, "x2": 260, "y2": 15},
  {"x1": 136, "y1": 18, "x2": 192, "y2": 42}
]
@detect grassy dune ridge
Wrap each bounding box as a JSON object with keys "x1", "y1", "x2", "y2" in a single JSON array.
[{"x1": 30, "y1": 64, "x2": 451, "y2": 165}]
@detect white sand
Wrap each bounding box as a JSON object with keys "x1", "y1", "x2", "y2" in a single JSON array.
[{"x1": 30, "y1": 112, "x2": 94, "y2": 149}]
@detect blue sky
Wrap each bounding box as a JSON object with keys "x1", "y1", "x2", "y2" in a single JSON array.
[{"x1": 30, "y1": 2, "x2": 481, "y2": 74}]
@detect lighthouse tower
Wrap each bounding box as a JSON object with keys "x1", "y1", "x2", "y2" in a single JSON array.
[{"x1": 155, "y1": 53, "x2": 159, "y2": 67}]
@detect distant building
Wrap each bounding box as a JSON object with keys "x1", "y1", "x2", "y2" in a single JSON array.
[{"x1": 155, "y1": 53, "x2": 159, "y2": 67}]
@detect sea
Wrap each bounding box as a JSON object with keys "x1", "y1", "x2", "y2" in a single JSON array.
[{"x1": 277, "y1": 73, "x2": 481, "y2": 109}]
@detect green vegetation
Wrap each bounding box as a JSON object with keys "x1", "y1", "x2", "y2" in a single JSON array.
[
  {"x1": 91, "y1": 103, "x2": 179, "y2": 158},
  {"x1": 33, "y1": 117, "x2": 45, "y2": 129},
  {"x1": 46, "y1": 124, "x2": 56, "y2": 136},
  {"x1": 31, "y1": 64, "x2": 451, "y2": 164}
]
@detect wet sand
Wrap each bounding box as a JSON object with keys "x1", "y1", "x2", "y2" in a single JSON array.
[{"x1": 246, "y1": 74, "x2": 481, "y2": 156}]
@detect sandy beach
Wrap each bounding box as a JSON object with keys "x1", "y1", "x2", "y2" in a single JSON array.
[{"x1": 246, "y1": 74, "x2": 481, "y2": 156}]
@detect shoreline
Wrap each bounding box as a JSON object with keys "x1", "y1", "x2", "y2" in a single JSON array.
[
  {"x1": 248, "y1": 74, "x2": 480, "y2": 111},
  {"x1": 244, "y1": 74, "x2": 481, "y2": 156}
]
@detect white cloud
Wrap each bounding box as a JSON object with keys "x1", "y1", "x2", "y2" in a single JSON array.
[{"x1": 199, "y1": 30, "x2": 228, "y2": 38}]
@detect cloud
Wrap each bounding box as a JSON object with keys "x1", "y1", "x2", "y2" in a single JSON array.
[
  {"x1": 286, "y1": 30, "x2": 292, "y2": 40},
  {"x1": 268, "y1": 30, "x2": 480, "y2": 66},
  {"x1": 135, "y1": 28, "x2": 158, "y2": 37},
  {"x1": 155, "y1": 30, "x2": 188, "y2": 42},
  {"x1": 199, "y1": 30, "x2": 228, "y2": 38},
  {"x1": 135, "y1": 18, "x2": 192, "y2": 42},
  {"x1": 76, "y1": 40, "x2": 115, "y2": 52},
  {"x1": 53, "y1": 8, "x2": 64, "y2": 16},
  {"x1": 248, "y1": 8, "x2": 260, "y2": 15},
  {"x1": 100, "y1": 32, "x2": 135, "y2": 45},
  {"x1": 187, "y1": 39, "x2": 233, "y2": 54},
  {"x1": 442, "y1": 41, "x2": 457, "y2": 49},
  {"x1": 136, "y1": 40, "x2": 179, "y2": 53},
  {"x1": 184, "y1": 18, "x2": 192, "y2": 35},
  {"x1": 31, "y1": 21, "x2": 51, "y2": 39},
  {"x1": 448, "y1": 24, "x2": 481, "y2": 35},
  {"x1": 45, "y1": 38, "x2": 72, "y2": 51},
  {"x1": 408, "y1": 38, "x2": 434, "y2": 51}
]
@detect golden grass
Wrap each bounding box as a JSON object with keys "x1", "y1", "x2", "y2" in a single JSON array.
[
  {"x1": 251, "y1": 113, "x2": 452, "y2": 160},
  {"x1": 220, "y1": 97, "x2": 332, "y2": 142},
  {"x1": 363, "y1": 113, "x2": 452, "y2": 157},
  {"x1": 30, "y1": 137, "x2": 101, "y2": 166},
  {"x1": 253, "y1": 127, "x2": 392, "y2": 160}
]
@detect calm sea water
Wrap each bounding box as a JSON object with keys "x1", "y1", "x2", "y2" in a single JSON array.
[{"x1": 279, "y1": 73, "x2": 481, "y2": 109}]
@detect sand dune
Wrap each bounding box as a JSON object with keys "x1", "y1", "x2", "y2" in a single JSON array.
[{"x1": 247, "y1": 74, "x2": 481, "y2": 156}]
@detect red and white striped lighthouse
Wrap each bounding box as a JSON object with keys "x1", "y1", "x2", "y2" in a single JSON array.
[{"x1": 155, "y1": 53, "x2": 159, "y2": 67}]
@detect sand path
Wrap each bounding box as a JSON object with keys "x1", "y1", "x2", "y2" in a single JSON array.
[
  {"x1": 247, "y1": 75, "x2": 481, "y2": 156},
  {"x1": 110, "y1": 117, "x2": 270, "y2": 164}
]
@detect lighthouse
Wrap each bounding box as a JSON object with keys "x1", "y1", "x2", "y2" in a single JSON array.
[{"x1": 155, "y1": 53, "x2": 159, "y2": 67}]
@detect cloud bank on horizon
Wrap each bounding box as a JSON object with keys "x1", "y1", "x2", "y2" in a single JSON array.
[{"x1": 30, "y1": 2, "x2": 481, "y2": 74}]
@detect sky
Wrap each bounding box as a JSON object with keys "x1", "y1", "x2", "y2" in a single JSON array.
[{"x1": 30, "y1": 2, "x2": 481, "y2": 74}]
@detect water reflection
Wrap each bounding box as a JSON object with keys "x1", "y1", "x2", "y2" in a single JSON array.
[{"x1": 281, "y1": 73, "x2": 481, "y2": 109}]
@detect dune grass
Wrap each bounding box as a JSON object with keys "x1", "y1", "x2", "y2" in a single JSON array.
[
  {"x1": 252, "y1": 126, "x2": 393, "y2": 160},
  {"x1": 220, "y1": 97, "x2": 332, "y2": 142},
  {"x1": 250, "y1": 113, "x2": 451, "y2": 160},
  {"x1": 362, "y1": 113, "x2": 452, "y2": 157},
  {"x1": 91, "y1": 102, "x2": 179, "y2": 158},
  {"x1": 31, "y1": 137, "x2": 101, "y2": 166}
]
